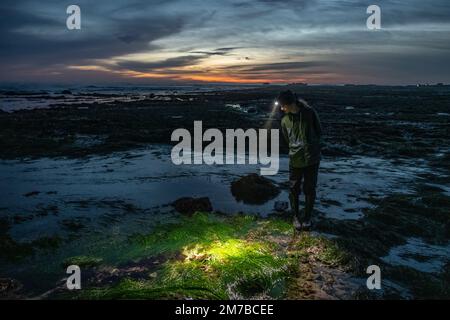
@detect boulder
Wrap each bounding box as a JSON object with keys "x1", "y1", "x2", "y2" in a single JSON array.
[
  {"x1": 0, "y1": 278, "x2": 22, "y2": 299},
  {"x1": 172, "y1": 197, "x2": 213, "y2": 215},
  {"x1": 231, "y1": 173, "x2": 280, "y2": 205}
]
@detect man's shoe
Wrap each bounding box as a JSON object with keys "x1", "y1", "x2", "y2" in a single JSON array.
[{"x1": 293, "y1": 216, "x2": 302, "y2": 231}]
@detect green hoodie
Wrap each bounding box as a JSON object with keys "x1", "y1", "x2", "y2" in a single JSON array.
[{"x1": 281, "y1": 104, "x2": 322, "y2": 168}]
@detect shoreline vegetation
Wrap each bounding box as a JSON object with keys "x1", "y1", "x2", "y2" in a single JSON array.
[{"x1": 0, "y1": 84, "x2": 449, "y2": 299}]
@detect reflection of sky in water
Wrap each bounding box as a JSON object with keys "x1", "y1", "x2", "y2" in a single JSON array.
[
  {"x1": 0, "y1": 144, "x2": 439, "y2": 241},
  {"x1": 382, "y1": 238, "x2": 450, "y2": 273},
  {"x1": 1, "y1": 145, "x2": 448, "y2": 294}
]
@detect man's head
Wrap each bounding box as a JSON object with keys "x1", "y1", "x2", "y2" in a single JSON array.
[
  {"x1": 276, "y1": 90, "x2": 309, "y2": 113},
  {"x1": 276, "y1": 90, "x2": 298, "y2": 113}
]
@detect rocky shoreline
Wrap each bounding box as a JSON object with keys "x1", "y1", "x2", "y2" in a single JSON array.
[
  {"x1": 1, "y1": 84, "x2": 449, "y2": 160},
  {"x1": 1, "y1": 84, "x2": 449, "y2": 299}
]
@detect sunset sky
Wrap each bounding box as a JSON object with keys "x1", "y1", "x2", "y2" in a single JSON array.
[{"x1": 1, "y1": 0, "x2": 450, "y2": 85}]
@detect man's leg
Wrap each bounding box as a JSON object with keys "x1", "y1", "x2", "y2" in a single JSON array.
[
  {"x1": 302, "y1": 163, "x2": 319, "y2": 227},
  {"x1": 289, "y1": 166, "x2": 303, "y2": 229}
]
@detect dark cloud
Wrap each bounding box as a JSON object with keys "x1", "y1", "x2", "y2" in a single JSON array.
[
  {"x1": 234, "y1": 61, "x2": 326, "y2": 72},
  {"x1": 1, "y1": 0, "x2": 449, "y2": 84},
  {"x1": 189, "y1": 47, "x2": 242, "y2": 56},
  {"x1": 116, "y1": 55, "x2": 205, "y2": 72},
  {"x1": 0, "y1": 0, "x2": 207, "y2": 74}
]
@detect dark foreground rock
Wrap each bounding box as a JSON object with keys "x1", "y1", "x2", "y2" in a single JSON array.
[
  {"x1": 172, "y1": 197, "x2": 213, "y2": 215},
  {"x1": 231, "y1": 173, "x2": 280, "y2": 204},
  {"x1": 0, "y1": 278, "x2": 23, "y2": 299},
  {"x1": 274, "y1": 201, "x2": 289, "y2": 212},
  {"x1": 314, "y1": 184, "x2": 450, "y2": 299}
]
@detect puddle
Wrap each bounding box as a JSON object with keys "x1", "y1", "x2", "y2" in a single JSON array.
[
  {"x1": 0, "y1": 145, "x2": 435, "y2": 242},
  {"x1": 382, "y1": 237, "x2": 450, "y2": 274},
  {"x1": 0, "y1": 144, "x2": 446, "y2": 296}
]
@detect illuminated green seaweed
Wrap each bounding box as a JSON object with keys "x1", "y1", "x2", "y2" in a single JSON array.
[{"x1": 65, "y1": 212, "x2": 354, "y2": 300}]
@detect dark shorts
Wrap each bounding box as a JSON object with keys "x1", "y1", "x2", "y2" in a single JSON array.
[{"x1": 289, "y1": 163, "x2": 319, "y2": 197}]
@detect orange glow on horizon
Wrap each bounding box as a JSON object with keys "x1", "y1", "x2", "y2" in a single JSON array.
[
  {"x1": 127, "y1": 71, "x2": 307, "y2": 84},
  {"x1": 68, "y1": 64, "x2": 311, "y2": 84}
]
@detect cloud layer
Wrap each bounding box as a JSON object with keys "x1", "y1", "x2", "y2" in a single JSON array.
[{"x1": 1, "y1": 0, "x2": 450, "y2": 84}]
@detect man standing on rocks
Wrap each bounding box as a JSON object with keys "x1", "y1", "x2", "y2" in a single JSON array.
[{"x1": 278, "y1": 90, "x2": 322, "y2": 231}]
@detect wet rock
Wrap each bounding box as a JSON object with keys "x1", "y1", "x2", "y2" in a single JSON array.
[
  {"x1": 274, "y1": 201, "x2": 289, "y2": 212},
  {"x1": 0, "y1": 218, "x2": 9, "y2": 234},
  {"x1": 316, "y1": 186, "x2": 450, "y2": 273},
  {"x1": 60, "y1": 217, "x2": 89, "y2": 231},
  {"x1": 35, "y1": 204, "x2": 59, "y2": 217},
  {"x1": 0, "y1": 278, "x2": 23, "y2": 299},
  {"x1": 0, "y1": 236, "x2": 33, "y2": 261},
  {"x1": 231, "y1": 174, "x2": 280, "y2": 205},
  {"x1": 172, "y1": 197, "x2": 213, "y2": 215},
  {"x1": 13, "y1": 214, "x2": 34, "y2": 224},
  {"x1": 79, "y1": 256, "x2": 165, "y2": 287},
  {"x1": 33, "y1": 236, "x2": 62, "y2": 250},
  {"x1": 23, "y1": 191, "x2": 40, "y2": 197},
  {"x1": 61, "y1": 90, "x2": 72, "y2": 95}
]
